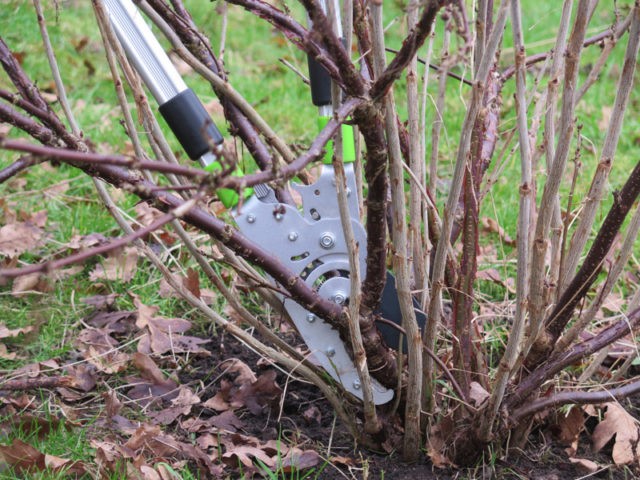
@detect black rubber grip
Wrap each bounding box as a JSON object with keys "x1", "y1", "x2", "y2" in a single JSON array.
[
  {"x1": 307, "y1": 55, "x2": 332, "y2": 107},
  {"x1": 158, "y1": 88, "x2": 223, "y2": 160}
]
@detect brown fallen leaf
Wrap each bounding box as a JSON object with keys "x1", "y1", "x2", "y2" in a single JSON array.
[
  {"x1": 553, "y1": 406, "x2": 585, "y2": 454},
  {"x1": 0, "y1": 439, "x2": 45, "y2": 473},
  {"x1": 221, "y1": 358, "x2": 257, "y2": 385},
  {"x1": 0, "y1": 344, "x2": 18, "y2": 360},
  {"x1": 89, "y1": 246, "x2": 139, "y2": 282},
  {"x1": 66, "y1": 233, "x2": 108, "y2": 251},
  {"x1": 0, "y1": 214, "x2": 46, "y2": 258},
  {"x1": 159, "y1": 267, "x2": 201, "y2": 300},
  {"x1": 75, "y1": 328, "x2": 130, "y2": 374},
  {"x1": 134, "y1": 202, "x2": 178, "y2": 245},
  {"x1": 133, "y1": 295, "x2": 209, "y2": 355},
  {"x1": 65, "y1": 365, "x2": 97, "y2": 392},
  {"x1": 302, "y1": 405, "x2": 322, "y2": 425},
  {"x1": 0, "y1": 324, "x2": 35, "y2": 339},
  {"x1": 223, "y1": 444, "x2": 275, "y2": 469},
  {"x1": 86, "y1": 309, "x2": 136, "y2": 335},
  {"x1": 592, "y1": 402, "x2": 639, "y2": 465},
  {"x1": 469, "y1": 382, "x2": 490, "y2": 408},
  {"x1": 569, "y1": 457, "x2": 600, "y2": 474},
  {"x1": 11, "y1": 273, "x2": 51, "y2": 297},
  {"x1": 127, "y1": 353, "x2": 179, "y2": 407},
  {"x1": 480, "y1": 216, "x2": 515, "y2": 246},
  {"x1": 81, "y1": 293, "x2": 119, "y2": 310},
  {"x1": 202, "y1": 391, "x2": 231, "y2": 412},
  {"x1": 281, "y1": 448, "x2": 321, "y2": 472},
  {"x1": 149, "y1": 386, "x2": 200, "y2": 425}
]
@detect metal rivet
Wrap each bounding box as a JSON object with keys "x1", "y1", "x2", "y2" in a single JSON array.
[
  {"x1": 275, "y1": 213, "x2": 283, "y2": 221},
  {"x1": 246, "y1": 214, "x2": 256, "y2": 224},
  {"x1": 319, "y1": 233, "x2": 335, "y2": 249},
  {"x1": 288, "y1": 232, "x2": 299, "y2": 242},
  {"x1": 326, "y1": 347, "x2": 335, "y2": 357},
  {"x1": 306, "y1": 313, "x2": 316, "y2": 323},
  {"x1": 332, "y1": 293, "x2": 346, "y2": 305},
  {"x1": 353, "y1": 379, "x2": 361, "y2": 390}
]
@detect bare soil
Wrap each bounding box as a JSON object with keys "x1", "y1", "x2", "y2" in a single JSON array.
[{"x1": 179, "y1": 332, "x2": 638, "y2": 479}]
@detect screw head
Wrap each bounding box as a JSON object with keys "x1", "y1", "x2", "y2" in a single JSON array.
[
  {"x1": 288, "y1": 232, "x2": 299, "y2": 242},
  {"x1": 332, "y1": 293, "x2": 346, "y2": 305},
  {"x1": 246, "y1": 214, "x2": 256, "y2": 224},
  {"x1": 325, "y1": 347, "x2": 336, "y2": 357},
  {"x1": 306, "y1": 313, "x2": 316, "y2": 323},
  {"x1": 319, "y1": 233, "x2": 335, "y2": 249},
  {"x1": 353, "y1": 379, "x2": 361, "y2": 390}
]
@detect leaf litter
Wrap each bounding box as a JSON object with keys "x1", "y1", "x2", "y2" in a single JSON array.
[{"x1": 0, "y1": 296, "x2": 331, "y2": 478}]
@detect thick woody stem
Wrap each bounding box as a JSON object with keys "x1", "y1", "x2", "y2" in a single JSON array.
[{"x1": 525, "y1": 0, "x2": 592, "y2": 361}]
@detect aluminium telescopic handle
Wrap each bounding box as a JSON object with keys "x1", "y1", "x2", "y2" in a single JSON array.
[{"x1": 103, "y1": 0, "x2": 223, "y2": 160}]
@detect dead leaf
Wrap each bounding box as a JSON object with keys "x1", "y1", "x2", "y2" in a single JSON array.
[
  {"x1": 0, "y1": 324, "x2": 34, "y2": 339},
  {"x1": 89, "y1": 247, "x2": 139, "y2": 282},
  {"x1": 0, "y1": 439, "x2": 45, "y2": 473},
  {"x1": 149, "y1": 387, "x2": 200, "y2": 425},
  {"x1": 65, "y1": 365, "x2": 97, "y2": 392},
  {"x1": 223, "y1": 444, "x2": 275, "y2": 469},
  {"x1": 469, "y1": 382, "x2": 490, "y2": 408},
  {"x1": 11, "y1": 273, "x2": 51, "y2": 297},
  {"x1": 221, "y1": 358, "x2": 257, "y2": 385},
  {"x1": 159, "y1": 268, "x2": 201, "y2": 300},
  {"x1": 302, "y1": 405, "x2": 321, "y2": 425},
  {"x1": 86, "y1": 309, "x2": 136, "y2": 335},
  {"x1": 569, "y1": 457, "x2": 599, "y2": 473},
  {"x1": 592, "y1": 402, "x2": 639, "y2": 464},
  {"x1": 66, "y1": 233, "x2": 108, "y2": 250},
  {"x1": 480, "y1": 217, "x2": 515, "y2": 246},
  {"x1": 210, "y1": 410, "x2": 244, "y2": 432},
  {"x1": 81, "y1": 293, "x2": 119, "y2": 309},
  {"x1": 281, "y1": 448, "x2": 320, "y2": 472},
  {"x1": 127, "y1": 353, "x2": 178, "y2": 407},
  {"x1": 0, "y1": 214, "x2": 46, "y2": 258},
  {"x1": 553, "y1": 406, "x2": 585, "y2": 454},
  {"x1": 0, "y1": 344, "x2": 18, "y2": 360},
  {"x1": 75, "y1": 328, "x2": 129, "y2": 373},
  {"x1": 134, "y1": 202, "x2": 177, "y2": 245},
  {"x1": 426, "y1": 416, "x2": 456, "y2": 468},
  {"x1": 202, "y1": 391, "x2": 231, "y2": 412}
]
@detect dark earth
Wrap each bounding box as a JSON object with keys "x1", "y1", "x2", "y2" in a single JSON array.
[{"x1": 179, "y1": 330, "x2": 639, "y2": 479}]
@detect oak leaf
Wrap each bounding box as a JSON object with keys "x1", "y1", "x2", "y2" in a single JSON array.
[{"x1": 592, "y1": 402, "x2": 639, "y2": 465}]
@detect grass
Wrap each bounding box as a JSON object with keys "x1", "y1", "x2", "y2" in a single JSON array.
[{"x1": 1, "y1": 0, "x2": 639, "y2": 477}]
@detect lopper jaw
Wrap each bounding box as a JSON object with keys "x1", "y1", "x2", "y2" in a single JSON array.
[{"x1": 234, "y1": 164, "x2": 394, "y2": 404}]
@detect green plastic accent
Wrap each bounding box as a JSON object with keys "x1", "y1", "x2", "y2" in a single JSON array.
[
  {"x1": 204, "y1": 162, "x2": 253, "y2": 208},
  {"x1": 318, "y1": 116, "x2": 356, "y2": 165}
]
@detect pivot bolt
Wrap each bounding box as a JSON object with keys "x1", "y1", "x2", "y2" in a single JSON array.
[
  {"x1": 353, "y1": 379, "x2": 361, "y2": 390},
  {"x1": 306, "y1": 313, "x2": 316, "y2": 323},
  {"x1": 332, "y1": 293, "x2": 346, "y2": 305},
  {"x1": 319, "y1": 233, "x2": 335, "y2": 249},
  {"x1": 246, "y1": 214, "x2": 256, "y2": 224},
  {"x1": 275, "y1": 213, "x2": 284, "y2": 221},
  {"x1": 326, "y1": 347, "x2": 336, "y2": 357},
  {"x1": 288, "y1": 232, "x2": 299, "y2": 242}
]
